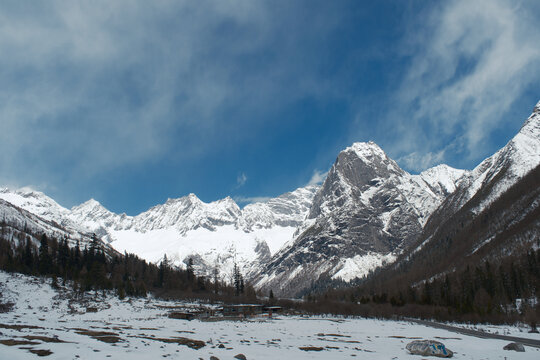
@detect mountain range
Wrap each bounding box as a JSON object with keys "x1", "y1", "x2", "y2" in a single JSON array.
[{"x1": 1, "y1": 100, "x2": 538, "y2": 297}]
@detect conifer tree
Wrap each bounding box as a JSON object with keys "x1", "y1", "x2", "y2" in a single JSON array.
[
  {"x1": 187, "y1": 257, "x2": 194, "y2": 282},
  {"x1": 39, "y1": 234, "x2": 52, "y2": 275}
]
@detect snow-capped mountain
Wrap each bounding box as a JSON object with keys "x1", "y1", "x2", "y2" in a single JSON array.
[
  {"x1": 253, "y1": 142, "x2": 466, "y2": 296},
  {"x1": 1, "y1": 100, "x2": 538, "y2": 297},
  {"x1": 0, "y1": 185, "x2": 319, "y2": 282},
  {"x1": 0, "y1": 187, "x2": 98, "y2": 241},
  {"x1": 359, "y1": 102, "x2": 540, "y2": 296},
  {"x1": 0, "y1": 197, "x2": 109, "y2": 254},
  {"x1": 0, "y1": 147, "x2": 467, "y2": 295},
  {"x1": 407, "y1": 100, "x2": 540, "y2": 260},
  {"x1": 258, "y1": 102, "x2": 539, "y2": 297},
  {"x1": 0, "y1": 187, "x2": 71, "y2": 225},
  {"x1": 444, "y1": 100, "x2": 539, "y2": 217}
]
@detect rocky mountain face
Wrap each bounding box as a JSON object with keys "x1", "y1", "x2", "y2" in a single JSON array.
[
  {"x1": 253, "y1": 142, "x2": 466, "y2": 296},
  {"x1": 0, "y1": 185, "x2": 319, "y2": 282},
  {"x1": 0, "y1": 198, "x2": 111, "y2": 254},
  {"x1": 0, "y1": 188, "x2": 114, "y2": 254},
  {"x1": 381, "y1": 101, "x2": 540, "y2": 286},
  {"x1": 69, "y1": 186, "x2": 319, "y2": 239},
  {"x1": 257, "y1": 102, "x2": 539, "y2": 297},
  {"x1": 416, "y1": 101, "x2": 540, "y2": 232},
  {"x1": 1, "y1": 100, "x2": 538, "y2": 298}
]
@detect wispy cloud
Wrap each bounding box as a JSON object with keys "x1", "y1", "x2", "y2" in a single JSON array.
[
  {"x1": 0, "y1": 1, "x2": 347, "y2": 197},
  {"x1": 386, "y1": 0, "x2": 540, "y2": 171},
  {"x1": 307, "y1": 169, "x2": 328, "y2": 186},
  {"x1": 236, "y1": 173, "x2": 248, "y2": 188},
  {"x1": 397, "y1": 151, "x2": 445, "y2": 173},
  {"x1": 233, "y1": 196, "x2": 272, "y2": 205}
]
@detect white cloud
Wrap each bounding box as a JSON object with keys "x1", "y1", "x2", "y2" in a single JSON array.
[
  {"x1": 389, "y1": 0, "x2": 540, "y2": 170},
  {"x1": 233, "y1": 196, "x2": 272, "y2": 204},
  {"x1": 0, "y1": 1, "x2": 345, "y2": 193},
  {"x1": 307, "y1": 169, "x2": 328, "y2": 186},
  {"x1": 236, "y1": 173, "x2": 248, "y2": 187},
  {"x1": 397, "y1": 151, "x2": 445, "y2": 173}
]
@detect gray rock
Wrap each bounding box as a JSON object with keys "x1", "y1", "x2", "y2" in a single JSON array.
[
  {"x1": 406, "y1": 340, "x2": 453, "y2": 358},
  {"x1": 255, "y1": 142, "x2": 448, "y2": 297},
  {"x1": 209, "y1": 356, "x2": 220, "y2": 360},
  {"x1": 503, "y1": 342, "x2": 525, "y2": 352},
  {"x1": 234, "y1": 354, "x2": 247, "y2": 360}
]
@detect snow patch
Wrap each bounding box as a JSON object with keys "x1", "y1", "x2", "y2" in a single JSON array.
[{"x1": 332, "y1": 253, "x2": 397, "y2": 282}]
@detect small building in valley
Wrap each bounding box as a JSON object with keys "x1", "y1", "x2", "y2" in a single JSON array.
[{"x1": 221, "y1": 304, "x2": 264, "y2": 317}]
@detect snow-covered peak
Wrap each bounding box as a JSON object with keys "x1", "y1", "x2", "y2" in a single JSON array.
[
  {"x1": 70, "y1": 198, "x2": 118, "y2": 221},
  {"x1": 71, "y1": 198, "x2": 103, "y2": 212},
  {"x1": 480, "y1": 102, "x2": 539, "y2": 178},
  {"x1": 0, "y1": 187, "x2": 69, "y2": 222},
  {"x1": 165, "y1": 193, "x2": 202, "y2": 206},
  {"x1": 511, "y1": 102, "x2": 540, "y2": 163},
  {"x1": 418, "y1": 164, "x2": 468, "y2": 195},
  {"x1": 216, "y1": 196, "x2": 240, "y2": 208},
  {"x1": 450, "y1": 100, "x2": 540, "y2": 215},
  {"x1": 241, "y1": 185, "x2": 319, "y2": 231},
  {"x1": 344, "y1": 141, "x2": 389, "y2": 163},
  {"x1": 334, "y1": 141, "x2": 403, "y2": 181}
]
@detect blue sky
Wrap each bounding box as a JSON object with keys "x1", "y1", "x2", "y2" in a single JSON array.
[{"x1": 1, "y1": 0, "x2": 540, "y2": 215}]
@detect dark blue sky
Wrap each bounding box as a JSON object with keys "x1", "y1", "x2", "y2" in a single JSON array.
[{"x1": 1, "y1": 0, "x2": 540, "y2": 215}]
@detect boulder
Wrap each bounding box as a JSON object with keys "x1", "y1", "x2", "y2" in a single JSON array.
[
  {"x1": 234, "y1": 354, "x2": 247, "y2": 360},
  {"x1": 406, "y1": 340, "x2": 453, "y2": 358},
  {"x1": 503, "y1": 342, "x2": 525, "y2": 352}
]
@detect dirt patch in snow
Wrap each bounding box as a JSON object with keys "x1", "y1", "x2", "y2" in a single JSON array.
[
  {"x1": 73, "y1": 329, "x2": 123, "y2": 343},
  {"x1": 0, "y1": 338, "x2": 40, "y2": 346},
  {"x1": 317, "y1": 333, "x2": 351, "y2": 338},
  {"x1": 0, "y1": 323, "x2": 44, "y2": 331},
  {"x1": 23, "y1": 335, "x2": 68, "y2": 343},
  {"x1": 135, "y1": 335, "x2": 206, "y2": 349},
  {"x1": 29, "y1": 348, "x2": 53, "y2": 357},
  {"x1": 299, "y1": 346, "x2": 324, "y2": 351}
]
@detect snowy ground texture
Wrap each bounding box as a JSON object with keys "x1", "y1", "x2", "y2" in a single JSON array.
[{"x1": 0, "y1": 271, "x2": 539, "y2": 359}]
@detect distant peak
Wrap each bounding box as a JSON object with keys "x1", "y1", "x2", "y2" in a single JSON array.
[
  {"x1": 423, "y1": 163, "x2": 449, "y2": 171},
  {"x1": 72, "y1": 198, "x2": 104, "y2": 211},
  {"x1": 420, "y1": 163, "x2": 461, "y2": 175},
  {"x1": 213, "y1": 196, "x2": 240, "y2": 209},
  {"x1": 16, "y1": 186, "x2": 42, "y2": 196},
  {"x1": 534, "y1": 99, "x2": 540, "y2": 113},
  {"x1": 17, "y1": 186, "x2": 34, "y2": 192},
  {"x1": 166, "y1": 193, "x2": 202, "y2": 206},
  {"x1": 420, "y1": 164, "x2": 467, "y2": 186},
  {"x1": 187, "y1": 193, "x2": 202, "y2": 202},
  {"x1": 85, "y1": 198, "x2": 101, "y2": 206}
]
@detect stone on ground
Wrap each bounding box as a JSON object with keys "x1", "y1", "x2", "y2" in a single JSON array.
[
  {"x1": 406, "y1": 339, "x2": 453, "y2": 358},
  {"x1": 503, "y1": 342, "x2": 525, "y2": 352}
]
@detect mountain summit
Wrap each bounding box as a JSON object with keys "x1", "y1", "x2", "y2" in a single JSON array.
[
  {"x1": 1, "y1": 100, "x2": 538, "y2": 298},
  {"x1": 252, "y1": 138, "x2": 466, "y2": 295}
]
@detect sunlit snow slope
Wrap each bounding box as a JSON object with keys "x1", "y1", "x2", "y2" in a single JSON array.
[{"x1": 0, "y1": 185, "x2": 319, "y2": 281}]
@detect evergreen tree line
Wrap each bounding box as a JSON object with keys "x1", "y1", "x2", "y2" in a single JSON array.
[
  {"x1": 0, "y1": 222, "x2": 255, "y2": 302},
  {"x1": 303, "y1": 249, "x2": 540, "y2": 324}
]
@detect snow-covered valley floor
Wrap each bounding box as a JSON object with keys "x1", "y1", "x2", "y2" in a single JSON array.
[{"x1": 0, "y1": 271, "x2": 538, "y2": 359}]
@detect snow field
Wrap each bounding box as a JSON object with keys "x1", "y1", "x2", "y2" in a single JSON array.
[{"x1": 1, "y1": 271, "x2": 539, "y2": 359}]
